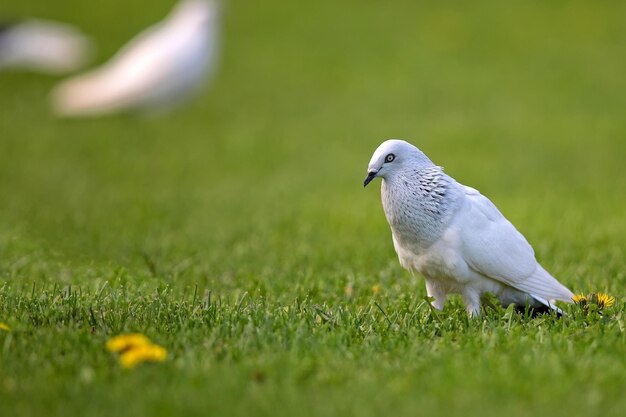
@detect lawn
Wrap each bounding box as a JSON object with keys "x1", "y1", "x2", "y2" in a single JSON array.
[{"x1": 1, "y1": 0, "x2": 625, "y2": 416}]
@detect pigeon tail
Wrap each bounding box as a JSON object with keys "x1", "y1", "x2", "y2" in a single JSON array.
[{"x1": 514, "y1": 265, "x2": 574, "y2": 304}]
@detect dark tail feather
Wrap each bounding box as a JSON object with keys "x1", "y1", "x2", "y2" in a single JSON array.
[{"x1": 515, "y1": 302, "x2": 563, "y2": 318}]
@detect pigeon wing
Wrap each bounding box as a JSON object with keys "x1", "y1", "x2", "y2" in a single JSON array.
[
  {"x1": 51, "y1": 3, "x2": 213, "y2": 116},
  {"x1": 50, "y1": 22, "x2": 178, "y2": 116},
  {"x1": 456, "y1": 186, "x2": 573, "y2": 302}
]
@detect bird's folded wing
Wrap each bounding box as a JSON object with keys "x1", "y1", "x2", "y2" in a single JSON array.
[{"x1": 457, "y1": 186, "x2": 572, "y2": 301}]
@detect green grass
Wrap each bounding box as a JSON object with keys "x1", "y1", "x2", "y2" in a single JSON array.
[{"x1": 1, "y1": 0, "x2": 625, "y2": 416}]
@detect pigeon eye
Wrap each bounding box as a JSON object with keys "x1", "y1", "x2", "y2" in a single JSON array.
[{"x1": 385, "y1": 153, "x2": 395, "y2": 163}]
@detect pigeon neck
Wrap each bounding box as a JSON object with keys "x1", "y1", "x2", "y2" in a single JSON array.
[{"x1": 381, "y1": 166, "x2": 459, "y2": 249}]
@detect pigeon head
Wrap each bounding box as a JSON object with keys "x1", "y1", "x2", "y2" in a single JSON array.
[{"x1": 364, "y1": 139, "x2": 433, "y2": 187}]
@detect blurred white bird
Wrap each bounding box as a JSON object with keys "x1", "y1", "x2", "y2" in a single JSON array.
[
  {"x1": 51, "y1": 0, "x2": 220, "y2": 117},
  {"x1": 364, "y1": 139, "x2": 574, "y2": 316},
  {"x1": 0, "y1": 19, "x2": 92, "y2": 74}
]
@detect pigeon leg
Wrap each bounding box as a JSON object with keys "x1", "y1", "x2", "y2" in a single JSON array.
[
  {"x1": 425, "y1": 278, "x2": 446, "y2": 310},
  {"x1": 462, "y1": 288, "x2": 482, "y2": 317}
]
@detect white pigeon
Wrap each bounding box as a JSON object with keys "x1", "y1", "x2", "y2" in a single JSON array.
[
  {"x1": 51, "y1": 0, "x2": 220, "y2": 117},
  {"x1": 364, "y1": 139, "x2": 574, "y2": 316},
  {"x1": 0, "y1": 19, "x2": 92, "y2": 74}
]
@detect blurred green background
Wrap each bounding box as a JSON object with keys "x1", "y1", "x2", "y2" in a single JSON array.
[{"x1": 1, "y1": 1, "x2": 625, "y2": 416}]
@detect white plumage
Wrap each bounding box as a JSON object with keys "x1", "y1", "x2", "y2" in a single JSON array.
[
  {"x1": 51, "y1": 0, "x2": 220, "y2": 117},
  {"x1": 0, "y1": 19, "x2": 92, "y2": 74},
  {"x1": 364, "y1": 139, "x2": 574, "y2": 316}
]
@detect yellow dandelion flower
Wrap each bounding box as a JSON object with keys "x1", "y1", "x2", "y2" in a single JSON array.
[
  {"x1": 119, "y1": 344, "x2": 168, "y2": 369},
  {"x1": 595, "y1": 293, "x2": 615, "y2": 309},
  {"x1": 573, "y1": 292, "x2": 616, "y2": 313},
  {"x1": 0, "y1": 322, "x2": 10, "y2": 331},
  {"x1": 372, "y1": 284, "x2": 381, "y2": 295},
  {"x1": 106, "y1": 333, "x2": 152, "y2": 353}
]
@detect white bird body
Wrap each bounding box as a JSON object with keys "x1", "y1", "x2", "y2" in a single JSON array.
[
  {"x1": 51, "y1": 0, "x2": 219, "y2": 116},
  {"x1": 0, "y1": 19, "x2": 92, "y2": 73},
  {"x1": 365, "y1": 139, "x2": 574, "y2": 316}
]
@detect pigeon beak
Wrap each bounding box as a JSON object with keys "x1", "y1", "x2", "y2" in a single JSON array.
[{"x1": 363, "y1": 170, "x2": 378, "y2": 187}]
